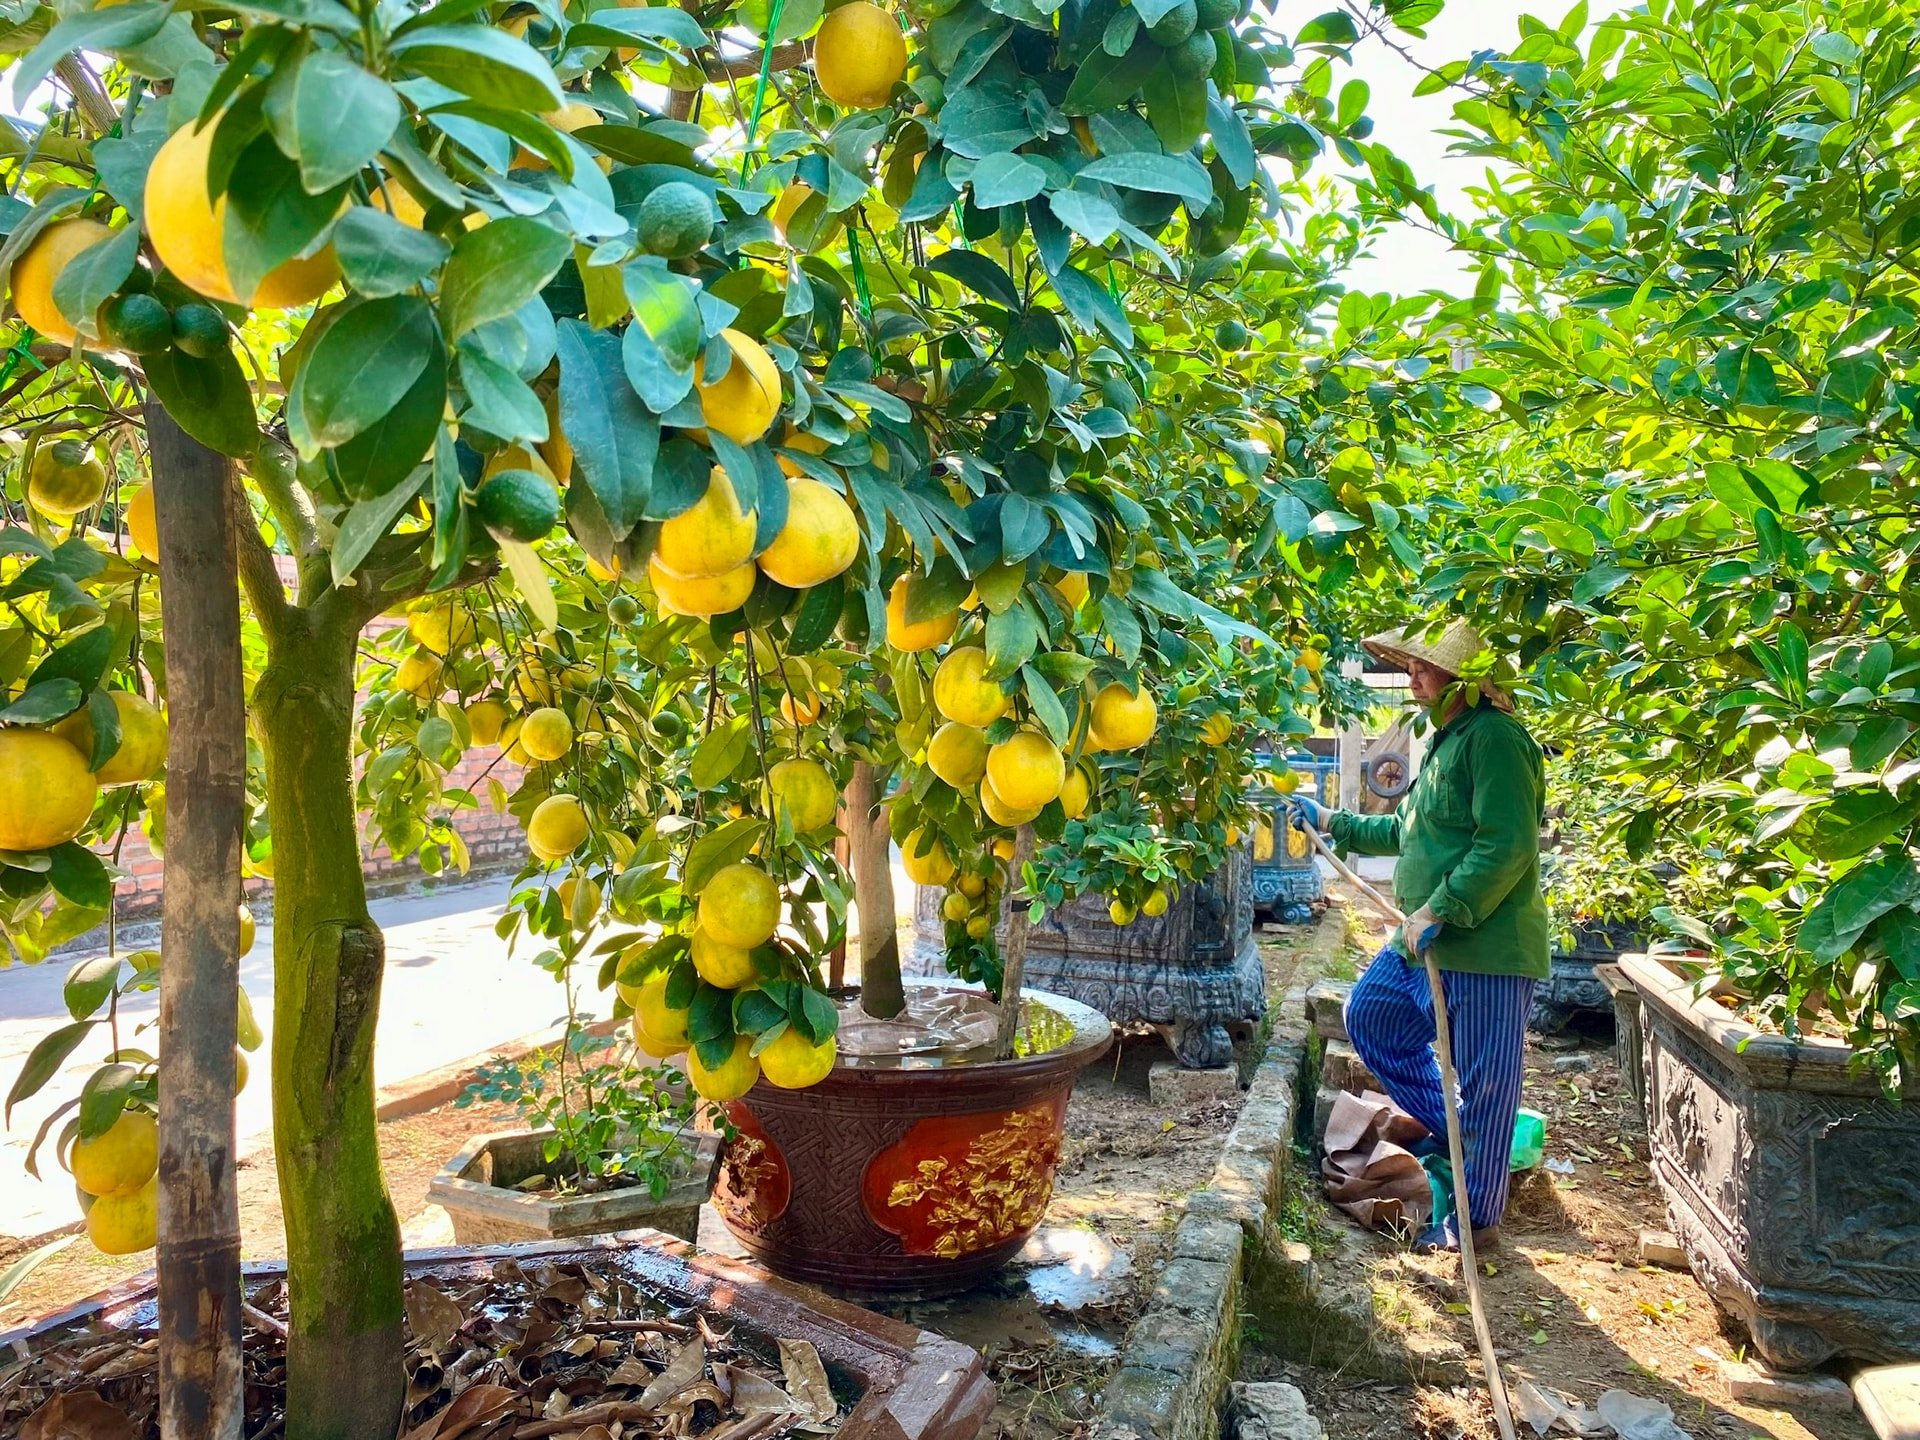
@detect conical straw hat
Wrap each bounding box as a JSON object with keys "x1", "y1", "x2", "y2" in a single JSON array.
[{"x1": 1360, "y1": 619, "x2": 1488, "y2": 676}]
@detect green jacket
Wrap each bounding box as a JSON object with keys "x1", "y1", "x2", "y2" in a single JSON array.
[{"x1": 1330, "y1": 701, "x2": 1550, "y2": 980}]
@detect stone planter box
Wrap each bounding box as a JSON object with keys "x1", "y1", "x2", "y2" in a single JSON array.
[
  {"x1": 1625, "y1": 953, "x2": 1920, "y2": 1369},
  {"x1": 908, "y1": 846, "x2": 1262, "y2": 1068},
  {"x1": 2, "y1": 1233, "x2": 997, "y2": 1440},
  {"x1": 428, "y1": 1128, "x2": 721, "y2": 1245},
  {"x1": 1531, "y1": 921, "x2": 1643, "y2": 1034},
  {"x1": 1594, "y1": 962, "x2": 1643, "y2": 1123}
]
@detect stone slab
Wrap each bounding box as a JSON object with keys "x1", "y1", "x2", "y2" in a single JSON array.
[
  {"x1": 1854, "y1": 1363, "x2": 1920, "y2": 1440},
  {"x1": 1319, "y1": 1040, "x2": 1377, "y2": 1096},
  {"x1": 1149, "y1": 1062, "x2": 1243, "y2": 1108},
  {"x1": 1227, "y1": 1381, "x2": 1325, "y2": 1440},
  {"x1": 1719, "y1": 1360, "x2": 1855, "y2": 1412},
  {"x1": 1304, "y1": 980, "x2": 1352, "y2": 1044},
  {"x1": 1638, "y1": 1229, "x2": 1689, "y2": 1270}
]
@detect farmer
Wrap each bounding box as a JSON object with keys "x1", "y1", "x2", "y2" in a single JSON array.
[{"x1": 1290, "y1": 620, "x2": 1549, "y2": 1253}]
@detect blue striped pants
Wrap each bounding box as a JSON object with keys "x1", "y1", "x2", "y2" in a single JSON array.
[{"x1": 1344, "y1": 954, "x2": 1537, "y2": 1230}]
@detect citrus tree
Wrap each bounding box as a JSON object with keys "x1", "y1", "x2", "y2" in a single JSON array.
[
  {"x1": 1361, "y1": 0, "x2": 1920, "y2": 1086},
  {"x1": 0, "y1": 0, "x2": 1434, "y2": 1430}
]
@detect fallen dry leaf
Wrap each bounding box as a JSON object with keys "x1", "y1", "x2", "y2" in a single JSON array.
[
  {"x1": 638, "y1": 1338, "x2": 707, "y2": 1411},
  {"x1": 21, "y1": 1390, "x2": 138, "y2": 1440},
  {"x1": 721, "y1": 1364, "x2": 800, "y2": 1415},
  {"x1": 777, "y1": 1339, "x2": 836, "y2": 1424},
  {"x1": 406, "y1": 1282, "x2": 466, "y2": 1352},
  {"x1": 398, "y1": 1381, "x2": 519, "y2": 1440}
]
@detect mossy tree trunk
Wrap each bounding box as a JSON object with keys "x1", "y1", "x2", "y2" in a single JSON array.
[
  {"x1": 252, "y1": 595, "x2": 404, "y2": 1440},
  {"x1": 847, "y1": 760, "x2": 904, "y2": 1020}
]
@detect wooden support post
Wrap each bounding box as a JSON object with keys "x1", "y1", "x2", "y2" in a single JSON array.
[{"x1": 147, "y1": 400, "x2": 246, "y2": 1440}]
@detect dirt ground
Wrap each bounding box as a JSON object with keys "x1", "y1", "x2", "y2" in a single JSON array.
[{"x1": 1240, "y1": 941, "x2": 1875, "y2": 1440}]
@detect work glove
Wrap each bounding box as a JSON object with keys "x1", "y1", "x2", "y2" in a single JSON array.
[{"x1": 1285, "y1": 795, "x2": 1332, "y2": 833}]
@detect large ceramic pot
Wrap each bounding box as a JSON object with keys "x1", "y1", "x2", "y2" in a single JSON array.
[
  {"x1": 908, "y1": 849, "x2": 1258, "y2": 1067},
  {"x1": 1625, "y1": 953, "x2": 1920, "y2": 1369},
  {"x1": 712, "y1": 984, "x2": 1113, "y2": 1297}
]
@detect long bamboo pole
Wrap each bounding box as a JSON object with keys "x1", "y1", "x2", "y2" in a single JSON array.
[
  {"x1": 1302, "y1": 824, "x2": 1518, "y2": 1440},
  {"x1": 148, "y1": 400, "x2": 246, "y2": 1440}
]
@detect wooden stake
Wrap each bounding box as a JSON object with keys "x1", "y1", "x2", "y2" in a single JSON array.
[
  {"x1": 1301, "y1": 824, "x2": 1519, "y2": 1440},
  {"x1": 148, "y1": 400, "x2": 246, "y2": 1440},
  {"x1": 993, "y1": 824, "x2": 1037, "y2": 1060}
]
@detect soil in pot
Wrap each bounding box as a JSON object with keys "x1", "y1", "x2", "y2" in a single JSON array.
[{"x1": 713, "y1": 983, "x2": 1112, "y2": 1298}]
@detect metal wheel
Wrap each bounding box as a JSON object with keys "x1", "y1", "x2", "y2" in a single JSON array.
[{"x1": 1364, "y1": 750, "x2": 1411, "y2": 799}]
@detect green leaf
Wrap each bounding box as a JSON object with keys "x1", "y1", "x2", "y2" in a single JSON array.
[
  {"x1": 1142, "y1": 67, "x2": 1207, "y2": 151},
  {"x1": 559, "y1": 319, "x2": 657, "y2": 538},
  {"x1": 969, "y1": 152, "x2": 1046, "y2": 209},
  {"x1": 690, "y1": 716, "x2": 751, "y2": 790},
  {"x1": 326, "y1": 339, "x2": 447, "y2": 500},
  {"x1": 30, "y1": 624, "x2": 117, "y2": 692},
  {"x1": 1052, "y1": 264, "x2": 1133, "y2": 347},
  {"x1": 330, "y1": 465, "x2": 430, "y2": 585},
  {"x1": 1713, "y1": 344, "x2": 1781, "y2": 407},
  {"x1": 440, "y1": 217, "x2": 572, "y2": 342},
  {"x1": 572, "y1": 4, "x2": 710, "y2": 50},
  {"x1": 1076, "y1": 152, "x2": 1213, "y2": 205},
  {"x1": 144, "y1": 345, "x2": 260, "y2": 461},
  {"x1": 458, "y1": 346, "x2": 548, "y2": 443},
  {"x1": 47, "y1": 843, "x2": 110, "y2": 910},
  {"x1": 74, "y1": 688, "x2": 124, "y2": 772},
  {"x1": 621, "y1": 261, "x2": 701, "y2": 413},
  {"x1": 1296, "y1": 10, "x2": 1359, "y2": 45},
  {"x1": 388, "y1": 24, "x2": 564, "y2": 112},
  {"x1": 1063, "y1": 41, "x2": 1158, "y2": 114},
  {"x1": 221, "y1": 133, "x2": 348, "y2": 310},
  {"x1": 1022, "y1": 665, "x2": 1071, "y2": 745},
  {"x1": 1800, "y1": 791, "x2": 1912, "y2": 861},
  {"x1": 263, "y1": 50, "x2": 402, "y2": 192},
  {"x1": 985, "y1": 605, "x2": 1039, "y2": 679},
  {"x1": 498, "y1": 537, "x2": 558, "y2": 632},
  {"x1": 1206, "y1": 95, "x2": 1255, "y2": 186},
  {"x1": 11, "y1": 3, "x2": 169, "y2": 107},
  {"x1": 333, "y1": 206, "x2": 451, "y2": 299},
  {"x1": 683, "y1": 816, "x2": 764, "y2": 894},
  {"x1": 1829, "y1": 854, "x2": 1920, "y2": 940},
  {"x1": 290, "y1": 296, "x2": 440, "y2": 456},
  {"x1": 0, "y1": 679, "x2": 85, "y2": 724},
  {"x1": 1809, "y1": 72, "x2": 1852, "y2": 119},
  {"x1": 927, "y1": 249, "x2": 1021, "y2": 310},
  {"x1": 77, "y1": 1063, "x2": 137, "y2": 1140},
  {"x1": 64, "y1": 954, "x2": 122, "y2": 1022},
  {"x1": 50, "y1": 225, "x2": 139, "y2": 340},
  {"x1": 6, "y1": 1021, "x2": 93, "y2": 1123}
]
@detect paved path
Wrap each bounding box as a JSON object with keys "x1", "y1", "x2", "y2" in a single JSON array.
[{"x1": 0, "y1": 877, "x2": 600, "y2": 1243}]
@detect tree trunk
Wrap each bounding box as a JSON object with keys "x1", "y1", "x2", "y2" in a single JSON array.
[
  {"x1": 255, "y1": 606, "x2": 405, "y2": 1440},
  {"x1": 847, "y1": 761, "x2": 904, "y2": 1019},
  {"x1": 993, "y1": 825, "x2": 1037, "y2": 1060},
  {"x1": 147, "y1": 401, "x2": 246, "y2": 1440}
]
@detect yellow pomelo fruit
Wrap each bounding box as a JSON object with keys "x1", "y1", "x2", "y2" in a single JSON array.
[
  {"x1": 28, "y1": 440, "x2": 109, "y2": 518},
  {"x1": 1059, "y1": 765, "x2": 1092, "y2": 820},
  {"x1": 649, "y1": 556, "x2": 756, "y2": 618},
  {"x1": 927, "y1": 721, "x2": 988, "y2": 788},
  {"x1": 768, "y1": 756, "x2": 838, "y2": 833},
  {"x1": 958, "y1": 872, "x2": 987, "y2": 899},
  {"x1": 466, "y1": 699, "x2": 509, "y2": 747},
  {"x1": 775, "y1": 425, "x2": 830, "y2": 477},
  {"x1": 71, "y1": 1109, "x2": 158, "y2": 1197},
  {"x1": 235, "y1": 1048, "x2": 250, "y2": 1092},
  {"x1": 885, "y1": 576, "x2": 958, "y2": 652},
  {"x1": 1108, "y1": 898, "x2": 1136, "y2": 926},
  {"x1": 86, "y1": 1175, "x2": 158, "y2": 1255},
  {"x1": 53, "y1": 691, "x2": 167, "y2": 787},
  {"x1": 1090, "y1": 683, "x2": 1157, "y2": 751},
  {"x1": 986, "y1": 730, "x2": 1066, "y2": 810},
  {"x1": 147, "y1": 120, "x2": 339, "y2": 307},
  {"x1": 512, "y1": 658, "x2": 557, "y2": 708},
  {"x1": 13, "y1": 219, "x2": 118, "y2": 346},
  {"x1": 1054, "y1": 570, "x2": 1089, "y2": 611},
  {"x1": 771, "y1": 182, "x2": 812, "y2": 240},
  {"x1": 1270, "y1": 768, "x2": 1301, "y2": 795},
  {"x1": 0, "y1": 728, "x2": 98, "y2": 851},
  {"x1": 779, "y1": 692, "x2": 821, "y2": 726},
  {"x1": 901, "y1": 828, "x2": 955, "y2": 886},
  {"x1": 1142, "y1": 888, "x2": 1170, "y2": 918},
  {"x1": 992, "y1": 835, "x2": 1015, "y2": 861},
  {"x1": 484, "y1": 443, "x2": 558, "y2": 487},
  {"x1": 125, "y1": 482, "x2": 159, "y2": 559},
  {"x1": 518, "y1": 103, "x2": 610, "y2": 173},
  {"x1": 692, "y1": 927, "x2": 760, "y2": 988},
  {"x1": 933, "y1": 647, "x2": 1007, "y2": 727},
  {"x1": 695, "y1": 329, "x2": 782, "y2": 445},
  {"x1": 1201, "y1": 712, "x2": 1233, "y2": 746},
  {"x1": 632, "y1": 970, "x2": 690, "y2": 1052},
  {"x1": 688, "y1": 1036, "x2": 760, "y2": 1101},
  {"x1": 979, "y1": 775, "x2": 1041, "y2": 827},
  {"x1": 757, "y1": 479, "x2": 860, "y2": 589},
  {"x1": 814, "y1": 2, "x2": 909, "y2": 109},
  {"x1": 407, "y1": 597, "x2": 476, "y2": 656},
  {"x1": 658, "y1": 468, "x2": 757, "y2": 579},
  {"x1": 520, "y1": 706, "x2": 574, "y2": 762},
  {"x1": 557, "y1": 873, "x2": 602, "y2": 927},
  {"x1": 1301, "y1": 647, "x2": 1325, "y2": 675},
  {"x1": 760, "y1": 1028, "x2": 837, "y2": 1089},
  {"x1": 239, "y1": 904, "x2": 256, "y2": 955},
  {"x1": 395, "y1": 650, "x2": 445, "y2": 701},
  {"x1": 699, "y1": 862, "x2": 780, "y2": 949},
  {"x1": 942, "y1": 890, "x2": 970, "y2": 922},
  {"x1": 371, "y1": 182, "x2": 428, "y2": 228},
  {"x1": 236, "y1": 987, "x2": 264, "y2": 1051},
  {"x1": 527, "y1": 794, "x2": 589, "y2": 862}
]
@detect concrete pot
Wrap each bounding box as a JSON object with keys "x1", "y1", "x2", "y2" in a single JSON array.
[
  {"x1": 428, "y1": 1128, "x2": 721, "y2": 1244},
  {"x1": 908, "y1": 847, "x2": 1261, "y2": 1068},
  {"x1": 1625, "y1": 953, "x2": 1920, "y2": 1369},
  {"x1": 2, "y1": 1233, "x2": 996, "y2": 1440},
  {"x1": 712, "y1": 984, "x2": 1113, "y2": 1297}
]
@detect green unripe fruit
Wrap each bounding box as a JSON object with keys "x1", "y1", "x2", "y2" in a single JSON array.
[
  {"x1": 1192, "y1": 0, "x2": 1234, "y2": 28},
  {"x1": 608, "y1": 593, "x2": 641, "y2": 624},
  {"x1": 652, "y1": 709, "x2": 686, "y2": 739},
  {"x1": 635, "y1": 181, "x2": 717, "y2": 259},
  {"x1": 1146, "y1": 0, "x2": 1198, "y2": 46},
  {"x1": 474, "y1": 469, "x2": 561, "y2": 543},
  {"x1": 1214, "y1": 318, "x2": 1248, "y2": 350},
  {"x1": 1169, "y1": 27, "x2": 1217, "y2": 79},
  {"x1": 171, "y1": 303, "x2": 230, "y2": 358},
  {"x1": 98, "y1": 292, "x2": 173, "y2": 355}
]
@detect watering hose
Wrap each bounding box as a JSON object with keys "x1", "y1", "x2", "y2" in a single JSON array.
[{"x1": 1300, "y1": 823, "x2": 1520, "y2": 1440}]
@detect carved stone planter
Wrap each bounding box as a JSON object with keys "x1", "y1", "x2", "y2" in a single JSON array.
[
  {"x1": 712, "y1": 984, "x2": 1112, "y2": 1298},
  {"x1": 1625, "y1": 953, "x2": 1920, "y2": 1369},
  {"x1": 909, "y1": 846, "x2": 1262, "y2": 1068},
  {"x1": 1531, "y1": 921, "x2": 1641, "y2": 1034},
  {"x1": 1594, "y1": 962, "x2": 1643, "y2": 1123},
  {"x1": 428, "y1": 1129, "x2": 721, "y2": 1244}
]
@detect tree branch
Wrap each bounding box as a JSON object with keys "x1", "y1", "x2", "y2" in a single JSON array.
[
  {"x1": 247, "y1": 438, "x2": 330, "y2": 608},
  {"x1": 231, "y1": 484, "x2": 292, "y2": 645},
  {"x1": 673, "y1": 40, "x2": 808, "y2": 92},
  {"x1": 55, "y1": 58, "x2": 116, "y2": 136}
]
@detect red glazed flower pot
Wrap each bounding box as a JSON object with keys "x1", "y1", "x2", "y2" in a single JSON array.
[{"x1": 713, "y1": 985, "x2": 1113, "y2": 1296}]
